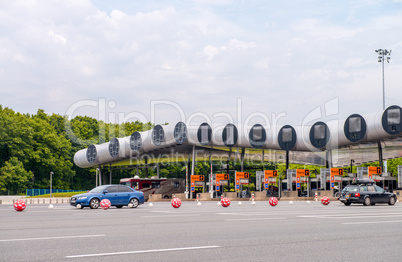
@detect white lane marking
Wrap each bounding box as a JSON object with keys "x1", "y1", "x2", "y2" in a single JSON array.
[
  {"x1": 150, "y1": 211, "x2": 175, "y2": 213},
  {"x1": 0, "y1": 234, "x2": 106, "y2": 242},
  {"x1": 65, "y1": 245, "x2": 221, "y2": 258},
  {"x1": 299, "y1": 214, "x2": 402, "y2": 219},
  {"x1": 225, "y1": 217, "x2": 287, "y2": 222},
  {"x1": 141, "y1": 214, "x2": 200, "y2": 218},
  {"x1": 342, "y1": 220, "x2": 402, "y2": 225}
]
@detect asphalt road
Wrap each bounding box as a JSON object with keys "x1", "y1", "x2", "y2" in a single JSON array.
[{"x1": 1, "y1": 200, "x2": 402, "y2": 262}]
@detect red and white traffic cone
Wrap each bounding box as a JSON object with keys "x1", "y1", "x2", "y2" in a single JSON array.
[{"x1": 315, "y1": 192, "x2": 318, "y2": 201}]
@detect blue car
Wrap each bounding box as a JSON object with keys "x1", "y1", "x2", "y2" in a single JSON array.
[{"x1": 70, "y1": 185, "x2": 145, "y2": 209}]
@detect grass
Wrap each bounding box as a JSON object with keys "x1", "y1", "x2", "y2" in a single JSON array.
[{"x1": 28, "y1": 192, "x2": 87, "y2": 198}]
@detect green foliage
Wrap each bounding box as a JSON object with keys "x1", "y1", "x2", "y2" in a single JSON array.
[{"x1": 0, "y1": 157, "x2": 33, "y2": 194}]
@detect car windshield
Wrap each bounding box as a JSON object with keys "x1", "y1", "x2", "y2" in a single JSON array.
[{"x1": 88, "y1": 185, "x2": 109, "y2": 193}]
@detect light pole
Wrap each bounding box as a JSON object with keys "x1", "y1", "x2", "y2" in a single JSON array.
[
  {"x1": 375, "y1": 49, "x2": 391, "y2": 110},
  {"x1": 50, "y1": 172, "x2": 54, "y2": 197}
]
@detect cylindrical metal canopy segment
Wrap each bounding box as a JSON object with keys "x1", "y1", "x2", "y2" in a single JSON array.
[
  {"x1": 195, "y1": 122, "x2": 212, "y2": 145},
  {"x1": 344, "y1": 114, "x2": 367, "y2": 143},
  {"x1": 309, "y1": 121, "x2": 330, "y2": 150},
  {"x1": 366, "y1": 105, "x2": 402, "y2": 141},
  {"x1": 110, "y1": 136, "x2": 131, "y2": 159},
  {"x1": 382, "y1": 105, "x2": 401, "y2": 135},
  {"x1": 96, "y1": 142, "x2": 114, "y2": 163},
  {"x1": 173, "y1": 121, "x2": 188, "y2": 144},
  {"x1": 222, "y1": 123, "x2": 238, "y2": 147},
  {"x1": 73, "y1": 144, "x2": 100, "y2": 168},
  {"x1": 150, "y1": 123, "x2": 187, "y2": 148},
  {"x1": 130, "y1": 131, "x2": 143, "y2": 153},
  {"x1": 151, "y1": 125, "x2": 165, "y2": 146},
  {"x1": 278, "y1": 125, "x2": 297, "y2": 151},
  {"x1": 248, "y1": 124, "x2": 267, "y2": 149}
]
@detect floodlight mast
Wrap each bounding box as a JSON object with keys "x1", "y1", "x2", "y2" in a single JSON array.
[{"x1": 375, "y1": 49, "x2": 391, "y2": 110}]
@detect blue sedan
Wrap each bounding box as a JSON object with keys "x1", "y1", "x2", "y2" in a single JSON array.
[{"x1": 70, "y1": 185, "x2": 145, "y2": 209}]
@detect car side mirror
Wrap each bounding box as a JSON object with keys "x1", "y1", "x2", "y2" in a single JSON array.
[{"x1": 103, "y1": 190, "x2": 108, "y2": 194}]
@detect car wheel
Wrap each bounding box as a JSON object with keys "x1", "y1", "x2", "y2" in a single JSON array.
[
  {"x1": 129, "y1": 198, "x2": 139, "y2": 208},
  {"x1": 344, "y1": 202, "x2": 351, "y2": 206},
  {"x1": 116, "y1": 205, "x2": 123, "y2": 208},
  {"x1": 389, "y1": 196, "x2": 396, "y2": 206},
  {"x1": 163, "y1": 195, "x2": 170, "y2": 199},
  {"x1": 89, "y1": 198, "x2": 100, "y2": 209},
  {"x1": 363, "y1": 197, "x2": 371, "y2": 206}
]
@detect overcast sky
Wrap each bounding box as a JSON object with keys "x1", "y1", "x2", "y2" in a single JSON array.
[{"x1": 1, "y1": 0, "x2": 401, "y2": 128}]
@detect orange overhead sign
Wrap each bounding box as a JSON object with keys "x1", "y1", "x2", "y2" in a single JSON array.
[
  {"x1": 216, "y1": 174, "x2": 229, "y2": 181},
  {"x1": 236, "y1": 172, "x2": 249, "y2": 179},
  {"x1": 330, "y1": 168, "x2": 344, "y2": 176},
  {"x1": 264, "y1": 170, "x2": 278, "y2": 177},
  {"x1": 296, "y1": 169, "x2": 310, "y2": 176},
  {"x1": 191, "y1": 175, "x2": 204, "y2": 182},
  {"x1": 368, "y1": 166, "x2": 381, "y2": 179}
]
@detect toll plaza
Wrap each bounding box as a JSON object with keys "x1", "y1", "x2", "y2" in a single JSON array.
[
  {"x1": 235, "y1": 172, "x2": 250, "y2": 198},
  {"x1": 191, "y1": 175, "x2": 205, "y2": 197}
]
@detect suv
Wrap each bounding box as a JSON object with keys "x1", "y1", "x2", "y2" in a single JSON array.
[{"x1": 339, "y1": 178, "x2": 397, "y2": 206}]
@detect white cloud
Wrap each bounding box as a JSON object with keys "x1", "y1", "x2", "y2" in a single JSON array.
[{"x1": 0, "y1": 0, "x2": 401, "y2": 126}]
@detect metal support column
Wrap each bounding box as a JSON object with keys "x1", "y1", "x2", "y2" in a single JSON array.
[
  {"x1": 240, "y1": 148, "x2": 245, "y2": 172},
  {"x1": 326, "y1": 150, "x2": 333, "y2": 169},
  {"x1": 378, "y1": 141, "x2": 384, "y2": 174},
  {"x1": 109, "y1": 164, "x2": 112, "y2": 184},
  {"x1": 191, "y1": 145, "x2": 196, "y2": 199},
  {"x1": 285, "y1": 150, "x2": 289, "y2": 171},
  {"x1": 98, "y1": 165, "x2": 102, "y2": 186},
  {"x1": 144, "y1": 157, "x2": 148, "y2": 178}
]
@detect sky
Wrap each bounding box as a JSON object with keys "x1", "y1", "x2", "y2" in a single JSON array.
[{"x1": 1, "y1": 0, "x2": 402, "y2": 129}]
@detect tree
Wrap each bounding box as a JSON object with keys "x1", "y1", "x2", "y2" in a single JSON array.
[{"x1": 0, "y1": 157, "x2": 33, "y2": 194}]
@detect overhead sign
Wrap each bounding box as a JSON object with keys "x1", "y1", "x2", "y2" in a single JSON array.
[
  {"x1": 191, "y1": 175, "x2": 204, "y2": 181},
  {"x1": 216, "y1": 174, "x2": 229, "y2": 180},
  {"x1": 296, "y1": 169, "x2": 310, "y2": 176},
  {"x1": 264, "y1": 170, "x2": 277, "y2": 188},
  {"x1": 368, "y1": 166, "x2": 381, "y2": 179},
  {"x1": 330, "y1": 168, "x2": 344, "y2": 176},
  {"x1": 330, "y1": 168, "x2": 343, "y2": 189},
  {"x1": 191, "y1": 175, "x2": 205, "y2": 192},
  {"x1": 264, "y1": 170, "x2": 278, "y2": 177},
  {"x1": 235, "y1": 172, "x2": 249, "y2": 190}
]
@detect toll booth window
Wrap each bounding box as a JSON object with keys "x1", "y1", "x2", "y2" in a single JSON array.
[
  {"x1": 282, "y1": 128, "x2": 292, "y2": 142},
  {"x1": 108, "y1": 138, "x2": 119, "y2": 158},
  {"x1": 349, "y1": 117, "x2": 361, "y2": 133},
  {"x1": 387, "y1": 109, "x2": 400, "y2": 125},
  {"x1": 142, "y1": 183, "x2": 150, "y2": 188},
  {"x1": 131, "y1": 133, "x2": 142, "y2": 152},
  {"x1": 174, "y1": 122, "x2": 187, "y2": 143},
  {"x1": 152, "y1": 182, "x2": 161, "y2": 188},
  {"x1": 152, "y1": 126, "x2": 164, "y2": 146},
  {"x1": 201, "y1": 125, "x2": 209, "y2": 144},
  {"x1": 121, "y1": 182, "x2": 130, "y2": 187},
  {"x1": 253, "y1": 126, "x2": 263, "y2": 141},
  {"x1": 314, "y1": 124, "x2": 325, "y2": 140},
  {"x1": 86, "y1": 145, "x2": 97, "y2": 163},
  {"x1": 225, "y1": 125, "x2": 234, "y2": 145}
]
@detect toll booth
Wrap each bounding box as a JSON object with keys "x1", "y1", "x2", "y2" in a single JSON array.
[
  {"x1": 235, "y1": 172, "x2": 250, "y2": 198},
  {"x1": 286, "y1": 169, "x2": 310, "y2": 197},
  {"x1": 356, "y1": 166, "x2": 397, "y2": 191},
  {"x1": 215, "y1": 173, "x2": 229, "y2": 197},
  {"x1": 398, "y1": 166, "x2": 402, "y2": 189},
  {"x1": 264, "y1": 170, "x2": 279, "y2": 197},
  {"x1": 191, "y1": 175, "x2": 205, "y2": 198}
]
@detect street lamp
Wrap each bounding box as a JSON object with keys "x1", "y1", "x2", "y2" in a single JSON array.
[
  {"x1": 375, "y1": 49, "x2": 391, "y2": 110},
  {"x1": 50, "y1": 172, "x2": 54, "y2": 197}
]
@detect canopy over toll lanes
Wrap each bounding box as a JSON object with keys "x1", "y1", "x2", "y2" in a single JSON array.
[{"x1": 74, "y1": 106, "x2": 402, "y2": 169}]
